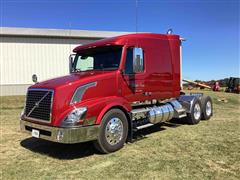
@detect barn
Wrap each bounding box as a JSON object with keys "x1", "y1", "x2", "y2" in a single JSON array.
[{"x1": 0, "y1": 27, "x2": 128, "y2": 96}]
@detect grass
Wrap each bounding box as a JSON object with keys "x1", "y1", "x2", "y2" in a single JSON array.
[{"x1": 0, "y1": 91, "x2": 240, "y2": 180}]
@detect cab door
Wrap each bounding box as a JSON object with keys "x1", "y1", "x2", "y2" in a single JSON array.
[{"x1": 120, "y1": 47, "x2": 146, "y2": 102}]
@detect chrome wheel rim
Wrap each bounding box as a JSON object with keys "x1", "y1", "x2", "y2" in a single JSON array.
[
  {"x1": 105, "y1": 117, "x2": 123, "y2": 145},
  {"x1": 194, "y1": 103, "x2": 201, "y2": 120},
  {"x1": 206, "y1": 101, "x2": 212, "y2": 116}
]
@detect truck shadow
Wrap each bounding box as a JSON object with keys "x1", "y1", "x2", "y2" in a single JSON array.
[
  {"x1": 165, "y1": 118, "x2": 189, "y2": 126},
  {"x1": 132, "y1": 125, "x2": 166, "y2": 142},
  {"x1": 131, "y1": 118, "x2": 186, "y2": 142},
  {"x1": 20, "y1": 119, "x2": 186, "y2": 159},
  {"x1": 20, "y1": 138, "x2": 98, "y2": 160}
]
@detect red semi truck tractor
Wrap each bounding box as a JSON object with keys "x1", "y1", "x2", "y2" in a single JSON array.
[{"x1": 20, "y1": 33, "x2": 213, "y2": 153}]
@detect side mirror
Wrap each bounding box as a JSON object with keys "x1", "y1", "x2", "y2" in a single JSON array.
[
  {"x1": 133, "y1": 48, "x2": 144, "y2": 73},
  {"x1": 32, "y1": 74, "x2": 38, "y2": 83},
  {"x1": 69, "y1": 54, "x2": 76, "y2": 73}
]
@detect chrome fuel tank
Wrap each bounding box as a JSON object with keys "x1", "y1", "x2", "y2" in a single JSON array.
[{"x1": 148, "y1": 104, "x2": 174, "y2": 124}]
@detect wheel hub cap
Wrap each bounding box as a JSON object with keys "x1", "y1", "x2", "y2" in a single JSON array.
[
  {"x1": 194, "y1": 103, "x2": 201, "y2": 120},
  {"x1": 206, "y1": 101, "x2": 212, "y2": 116},
  {"x1": 105, "y1": 117, "x2": 123, "y2": 145}
]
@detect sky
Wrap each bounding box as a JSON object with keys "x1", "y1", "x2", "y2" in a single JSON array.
[{"x1": 1, "y1": 0, "x2": 239, "y2": 81}]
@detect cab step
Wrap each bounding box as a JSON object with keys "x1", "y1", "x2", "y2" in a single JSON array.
[
  {"x1": 178, "y1": 113, "x2": 187, "y2": 118},
  {"x1": 135, "y1": 123, "x2": 154, "y2": 130}
]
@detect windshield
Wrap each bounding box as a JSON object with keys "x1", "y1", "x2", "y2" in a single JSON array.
[{"x1": 72, "y1": 46, "x2": 122, "y2": 72}]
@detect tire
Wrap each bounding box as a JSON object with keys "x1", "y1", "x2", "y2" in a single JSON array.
[
  {"x1": 201, "y1": 96, "x2": 213, "y2": 120},
  {"x1": 93, "y1": 109, "x2": 128, "y2": 154},
  {"x1": 186, "y1": 99, "x2": 202, "y2": 125}
]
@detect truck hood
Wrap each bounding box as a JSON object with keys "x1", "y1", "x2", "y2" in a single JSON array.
[
  {"x1": 27, "y1": 70, "x2": 118, "y2": 126},
  {"x1": 30, "y1": 70, "x2": 116, "y2": 90}
]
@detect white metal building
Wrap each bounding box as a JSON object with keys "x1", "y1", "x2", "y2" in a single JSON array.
[{"x1": 0, "y1": 27, "x2": 129, "y2": 96}]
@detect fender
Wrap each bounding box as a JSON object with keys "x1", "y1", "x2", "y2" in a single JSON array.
[
  {"x1": 53, "y1": 96, "x2": 131, "y2": 126},
  {"x1": 95, "y1": 96, "x2": 131, "y2": 124}
]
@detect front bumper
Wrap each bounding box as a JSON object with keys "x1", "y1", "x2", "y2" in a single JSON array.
[{"x1": 20, "y1": 120, "x2": 100, "y2": 144}]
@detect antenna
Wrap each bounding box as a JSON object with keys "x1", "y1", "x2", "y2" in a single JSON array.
[
  {"x1": 135, "y1": 0, "x2": 138, "y2": 33},
  {"x1": 69, "y1": 22, "x2": 72, "y2": 53}
]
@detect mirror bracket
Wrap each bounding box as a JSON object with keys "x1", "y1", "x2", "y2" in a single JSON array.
[{"x1": 69, "y1": 54, "x2": 76, "y2": 73}]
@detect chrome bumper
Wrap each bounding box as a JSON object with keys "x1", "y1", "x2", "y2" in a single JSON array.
[{"x1": 20, "y1": 120, "x2": 100, "y2": 144}]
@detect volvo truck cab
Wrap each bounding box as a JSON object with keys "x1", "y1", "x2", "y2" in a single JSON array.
[{"x1": 20, "y1": 33, "x2": 213, "y2": 153}]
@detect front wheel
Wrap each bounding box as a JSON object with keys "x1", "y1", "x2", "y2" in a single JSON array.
[{"x1": 93, "y1": 109, "x2": 128, "y2": 153}]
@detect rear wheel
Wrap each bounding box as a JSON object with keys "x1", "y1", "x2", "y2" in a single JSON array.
[
  {"x1": 94, "y1": 109, "x2": 128, "y2": 153},
  {"x1": 186, "y1": 99, "x2": 202, "y2": 125},
  {"x1": 201, "y1": 96, "x2": 213, "y2": 120}
]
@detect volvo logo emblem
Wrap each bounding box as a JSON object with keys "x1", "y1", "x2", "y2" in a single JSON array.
[{"x1": 35, "y1": 102, "x2": 39, "y2": 107}]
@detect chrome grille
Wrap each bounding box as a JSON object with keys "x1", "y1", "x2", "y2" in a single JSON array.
[{"x1": 25, "y1": 89, "x2": 53, "y2": 122}]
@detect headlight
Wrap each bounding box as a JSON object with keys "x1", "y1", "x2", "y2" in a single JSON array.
[{"x1": 61, "y1": 107, "x2": 87, "y2": 127}]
